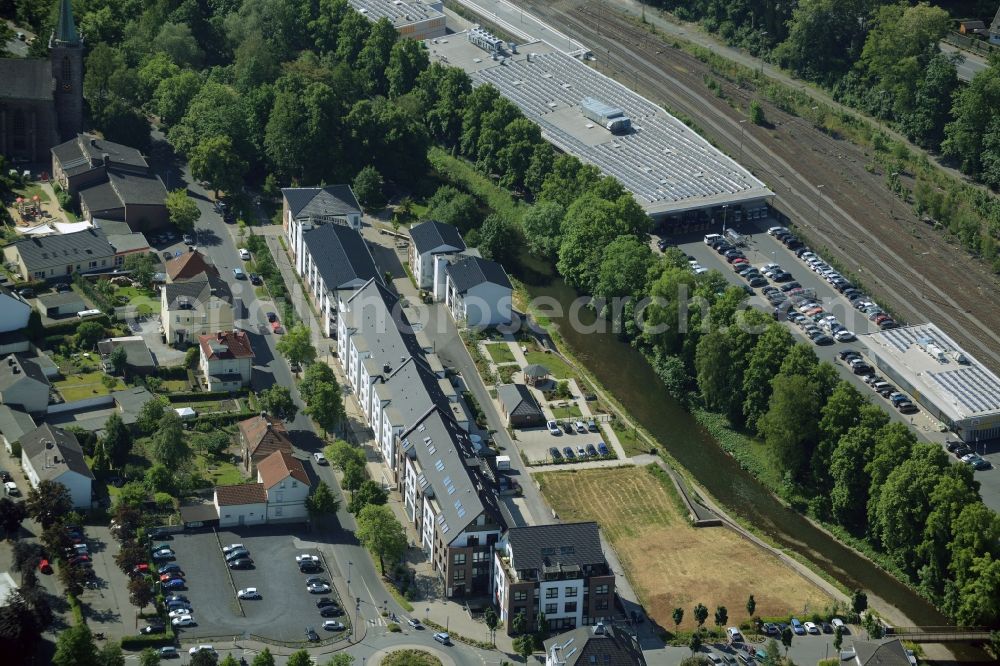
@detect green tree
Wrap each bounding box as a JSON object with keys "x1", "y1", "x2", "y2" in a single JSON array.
[
  {"x1": 300, "y1": 363, "x2": 336, "y2": 403},
  {"x1": 695, "y1": 330, "x2": 733, "y2": 412},
  {"x1": 356, "y1": 504, "x2": 407, "y2": 573},
  {"x1": 520, "y1": 201, "x2": 563, "y2": 260},
  {"x1": 342, "y1": 459, "x2": 366, "y2": 493},
  {"x1": 851, "y1": 589, "x2": 868, "y2": 614},
  {"x1": 53, "y1": 621, "x2": 99, "y2": 666},
  {"x1": 357, "y1": 17, "x2": 397, "y2": 96},
  {"x1": 830, "y1": 427, "x2": 875, "y2": 530},
  {"x1": 165, "y1": 189, "x2": 200, "y2": 232},
  {"x1": 154, "y1": 71, "x2": 202, "y2": 127},
  {"x1": 484, "y1": 607, "x2": 499, "y2": 646},
  {"x1": 714, "y1": 605, "x2": 729, "y2": 633},
  {"x1": 943, "y1": 65, "x2": 1000, "y2": 177},
  {"x1": 306, "y1": 481, "x2": 341, "y2": 522},
  {"x1": 741, "y1": 325, "x2": 794, "y2": 431},
  {"x1": 0, "y1": 497, "x2": 27, "y2": 539},
  {"x1": 387, "y1": 38, "x2": 429, "y2": 98},
  {"x1": 139, "y1": 647, "x2": 161, "y2": 666},
  {"x1": 168, "y1": 82, "x2": 249, "y2": 159},
  {"x1": 101, "y1": 413, "x2": 133, "y2": 468},
  {"x1": 348, "y1": 480, "x2": 388, "y2": 513},
  {"x1": 693, "y1": 603, "x2": 709, "y2": 631},
  {"x1": 325, "y1": 441, "x2": 366, "y2": 470},
  {"x1": 305, "y1": 382, "x2": 345, "y2": 436},
  {"x1": 190, "y1": 650, "x2": 219, "y2": 666},
  {"x1": 136, "y1": 396, "x2": 167, "y2": 435},
  {"x1": 75, "y1": 321, "x2": 105, "y2": 350},
  {"x1": 124, "y1": 252, "x2": 156, "y2": 286},
  {"x1": 154, "y1": 22, "x2": 202, "y2": 67},
  {"x1": 97, "y1": 638, "x2": 126, "y2": 664},
  {"x1": 903, "y1": 51, "x2": 958, "y2": 149},
  {"x1": 759, "y1": 373, "x2": 820, "y2": 480},
  {"x1": 594, "y1": 236, "x2": 654, "y2": 300},
  {"x1": 252, "y1": 649, "x2": 276, "y2": 666},
  {"x1": 325, "y1": 655, "x2": 354, "y2": 666},
  {"x1": 258, "y1": 385, "x2": 298, "y2": 421},
  {"x1": 672, "y1": 607, "x2": 684, "y2": 633},
  {"x1": 26, "y1": 481, "x2": 72, "y2": 530},
  {"x1": 425, "y1": 186, "x2": 479, "y2": 232},
  {"x1": 688, "y1": 631, "x2": 702, "y2": 654},
  {"x1": 151, "y1": 410, "x2": 189, "y2": 468},
  {"x1": 746, "y1": 595, "x2": 756, "y2": 626},
  {"x1": 277, "y1": 324, "x2": 317, "y2": 369},
  {"x1": 813, "y1": 381, "x2": 865, "y2": 490},
  {"x1": 833, "y1": 625, "x2": 844, "y2": 651},
  {"x1": 749, "y1": 99, "x2": 765, "y2": 125},
  {"x1": 781, "y1": 625, "x2": 793, "y2": 655},
  {"x1": 514, "y1": 634, "x2": 533, "y2": 662},
  {"x1": 108, "y1": 345, "x2": 128, "y2": 378},
  {"x1": 188, "y1": 135, "x2": 248, "y2": 198},
  {"x1": 774, "y1": 0, "x2": 872, "y2": 84},
  {"x1": 352, "y1": 166, "x2": 386, "y2": 211},
  {"x1": 477, "y1": 214, "x2": 519, "y2": 266},
  {"x1": 128, "y1": 574, "x2": 154, "y2": 610},
  {"x1": 287, "y1": 652, "x2": 312, "y2": 666},
  {"x1": 83, "y1": 43, "x2": 125, "y2": 121},
  {"x1": 557, "y1": 193, "x2": 649, "y2": 293}
]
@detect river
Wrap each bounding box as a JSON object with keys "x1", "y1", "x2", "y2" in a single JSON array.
[{"x1": 516, "y1": 254, "x2": 956, "y2": 632}]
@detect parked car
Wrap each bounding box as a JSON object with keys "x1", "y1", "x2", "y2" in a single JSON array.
[
  {"x1": 791, "y1": 619, "x2": 805, "y2": 635},
  {"x1": 163, "y1": 578, "x2": 186, "y2": 589},
  {"x1": 313, "y1": 452, "x2": 328, "y2": 465},
  {"x1": 158, "y1": 563, "x2": 183, "y2": 575},
  {"x1": 4, "y1": 481, "x2": 20, "y2": 496},
  {"x1": 232, "y1": 267, "x2": 246, "y2": 280},
  {"x1": 140, "y1": 623, "x2": 165, "y2": 635},
  {"x1": 168, "y1": 608, "x2": 193, "y2": 619},
  {"x1": 224, "y1": 548, "x2": 250, "y2": 561},
  {"x1": 305, "y1": 626, "x2": 320, "y2": 642},
  {"x1": 171, "y1": 615, "x2": 194, "y2": 627},
  {"x1": 407, "y1": 618, "x2": 421, "y2": 628},
  {"x1": 587, "y1": 419, "x2": 598, "y2": 432},
  {"x1": 249, "y1": 273, "x2": 263, "y2": 285},
  {"x1": 189, "y1": 646, "x2": 215, "y2": 656},
  {"x1": 586, "y1": 444, "x2": 598, "y2": 457},
  {"x1": 549, "y1": 447, "x2": 562, "y2": 461},
  {"x1": 297, "y1": 554, "x2": 321, "y2": 565},
  {"x1": 804, "y1": 622, "x2": 820, "y2": 634},
  {"x1": 597, "y1": 442, "x2": 610, "y2": 455},
  {"x1": 434, "y1": 632, "x2": 451, "y2": 645},
  {"x1": 159, "y1": 572, "x2": 184, "y2": 583},
  {"x1": 323, "y1": 620, "x2": 346, "y2": 631},
  {"x1": 239, "y1": 248, "x2": 251, "y2": 260},
  {"x1": 320, "y1": 606, "x2": 343, "y2": 617},
  {"x1": 238, "y1": 588, "x2": 261, "y2": 600},
  {"x1": 159, "y1": 646, "x2": 179, "y2": 658},
  {"x1": 547, "y1": 420, "x2": 561, "y2": 435},
  {"x1": 562, "y1": 446, "x2": 576, "y2": 459},
  {"x1": 38, "y1": 559, "x2": 52, "y2": 574},
  {"x1": 229, "y1": 558, "x2": 254, "y2": 569},
  {"x1": 316, "y1": 598, "x2": 339, "y2": 608},
  {"x1": 307, "y1": 583, "x2": 331, "y2": 594}
]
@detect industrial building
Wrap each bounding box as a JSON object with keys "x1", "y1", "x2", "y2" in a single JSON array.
[
  {"x1": 426, "y1": 32, "x2": 773, "y2": 225},
  {"x1": 859, "y1": 323, "x2": 1000, "y2": 443},
  {"x1": 349, "y1": 0, "x2": 446, "y2": 41}
]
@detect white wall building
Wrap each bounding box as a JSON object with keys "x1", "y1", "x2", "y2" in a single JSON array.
[
  {"x1": 19, "y1": 423, "x2": 94, "y2": 509},
  {"x1": 444, "y1": 256, "x2": 513, "y2": 328},
  {"x1": 214, "y1": 484, "x2": 268, "y2": 528},
  {"x1": 257, "y1": 450, "x2": 310, "y2": 523},
  {"x1": 198, "y1": 330, "x2": 254, "y2": 391},
  {"x1": 408, "y1": 220, "x2": 466, "y2": 292}
]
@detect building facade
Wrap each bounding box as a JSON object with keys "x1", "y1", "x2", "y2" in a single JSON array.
[
  {"x1": 198, "y1": 330, "x2": 254, "y2": 391},
  {"x1": 161, "y1": 277, "x2": 234, "y2": 347},
  {"x1": 257, "y1": 450, "x2": 310, "y2": 523},
  {"x1": 20, "y1": 423, "x2": 94, "y2": 509},
  {"x1": 408, "y1": 220, "x2": 466, "y2": 292}
]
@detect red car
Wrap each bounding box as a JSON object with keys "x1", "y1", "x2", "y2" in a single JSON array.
[
  {"x1": 271, "y1": 320, "x2": 283, "y2": 334},
  {"x1": 38, "y1": 559, "x2": 52, "y2": 574}
]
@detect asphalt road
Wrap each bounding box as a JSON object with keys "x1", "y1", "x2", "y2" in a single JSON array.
[{"x1": 938, "y1": 42, "x2": 989, "y2": 82}]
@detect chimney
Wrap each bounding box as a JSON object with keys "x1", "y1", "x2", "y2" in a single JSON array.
[
  {"x1": 89, "y1": 137, "x2": 97, "y2": 147},
  {"x1": 102, "y1": 152, "x2": 110, "y2": 165},
  {"x1": 12, "y1": 366, "x2": 19, "y2": 375},
  {"x1": 44, "y1": 440, "x2": 53, "y2": 449},
  {"x1": 7, "y1": 357, "x2": 13, "y2": 366},
  {"x1": 217, "y1": 331, "x2": 224, "y2": 341}
]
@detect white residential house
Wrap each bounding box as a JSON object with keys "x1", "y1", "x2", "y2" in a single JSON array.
[
  {"x1": 161, "y1": 276, "x2": 234, "y2": 347},
  {"x1": 282, "y1": 185, "x2": 362, "y2": 271},
  {"x1": 0, "y1": 354, "x2": 51, "y2": 415},
  {"x1": 444, "y1": 256, "x2": 513, "y2": 328},
  {"x1": 256, "y1": 450, "x2": 310, "y2": 523},
  {"x1": 19, "y1": 424, "x2": 94, "y2": 509},
  {"x1": 0, "y1": 288, "x2": 31, "y2": 333},
  {"x1": 408, "y1": 220, "x2": 466, "y2": 294},
  {"x1": 214, "y1": 484, "x2": 268, "y2": 528},
  {"x1": 198, "y1": 330, "x2": 254, "y2": 391}
]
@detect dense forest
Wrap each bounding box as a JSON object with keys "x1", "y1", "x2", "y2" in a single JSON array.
[{"x1": 1, "y1": 0, "x2": 998, "y2": 633}]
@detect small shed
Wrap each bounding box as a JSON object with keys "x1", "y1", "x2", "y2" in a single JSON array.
[
  {"x1": 35, "y1": 291, "x2": 86, "y2": 317},
  {"x1": 497, "y1": 383, "x2": 545, "y2": 428},
  {"x1": 522, "y1": 363, "x2": 550, "y2": 387},
  {"x1": 174, "y1": 407, "x2": 197, "y2": 421},
  {"x1": 958, "y1": 19, "x2": 986, "y2": 35}
]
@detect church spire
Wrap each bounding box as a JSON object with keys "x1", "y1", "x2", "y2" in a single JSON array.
[{"x1": 53, "y1": 0, "x2": 80, "y2": 46}]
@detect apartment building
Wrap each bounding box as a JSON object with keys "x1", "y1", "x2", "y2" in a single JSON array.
[{"x1": 493, "y1": 522, "x2": 615, "y2": 634}]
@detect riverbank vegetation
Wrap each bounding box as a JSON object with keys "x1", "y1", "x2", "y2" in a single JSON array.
[
  {"x1": 537, "y1": 465, "x2": 833, "y2": 630},
  {"x1": 15, "y1": 0, "x2": 997, "y2": 629}
]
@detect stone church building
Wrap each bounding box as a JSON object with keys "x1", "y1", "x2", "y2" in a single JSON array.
[{"x1": 0, "y1": 0, "x2": 84, "y2": 163}]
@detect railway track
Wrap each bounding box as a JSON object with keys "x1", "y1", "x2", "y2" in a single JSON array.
[{"x1": 516, "y1": 0, "x2": 1000, "y2": 371}]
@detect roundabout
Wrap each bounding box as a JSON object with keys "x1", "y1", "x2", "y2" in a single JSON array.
[{"x1": 367, "y1": 644, "x2": 454, "y2": 666}]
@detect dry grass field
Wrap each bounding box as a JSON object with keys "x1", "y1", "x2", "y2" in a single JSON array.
[{"x1": 536, "y1": 466, "x2": 832, "y2": 630}]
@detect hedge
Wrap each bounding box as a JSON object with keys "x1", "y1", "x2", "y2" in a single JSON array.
[
  {"x1": 120, "y1": 631, "x2": 175, "y2": 650},
  {"x1": 42, "y1": 314, "x2": 113, "y2": 337},
  {"x1": 193, "y1": 410, "x2": 254, "y2": 426},
  {"x1": 166, "y1": 390, "x2": 247, "y2": 403},
  {"x1": 156, "y1": 366, "x2": 189, "y2": 380}
]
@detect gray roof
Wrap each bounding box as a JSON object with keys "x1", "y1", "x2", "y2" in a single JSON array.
[
  {"x1": 399, "y1": 407, "x2": 495, "y2": 541},
  {"x1": 0, "y1": 354, "x2": 51, "y2": 391},
  {"x1": 523, "y1": 363, "x2": 549, "y2": 378},
  {"x1": 0, "y1": 405, "x2": 36, "y2": 444},
  {"x1": 11, "y1": 229, "x2": 115, "y2": 271},
  {"x1": 343, "y1": 280, "x2": 426, "y2": 373},
  {"x1": 163, "y1": 275, "x2": 232, "y2": 309},
  {"x1": 409, "y1": 220, "x2": 466, "y2": 255},
  {"x1": 20, "y1": 423, "x2": 94, "y2": 481},
  {"x1": 0, "y1": 59, "x2": 53, "y2": 101},
  {"x1": 97, "y1": 338, "x2": 156, "y2": 370},
  {"x1": 111, "y1": 387, "x2": 156, "y2": 421},
  {"x1": 107, "y1": 169, "x2": 168, "y2": 206},
  {"x1": 106, "y1": 232, "x2": 149, "y2": 254},
  {"x1": 497, "y1": 383, "x2": 542, "y2": 419},
  {"x1": 282, "y1": 186, "x2": 361, "y2": 220},
  {"x1": 36, "y1": 291, "x2": 86, "y2": 308},
  {"x1": 544, "y1": 624, "x2": 645, "y2": 666},
  {"x1": 52, "y1": 134, "x2": 148, "y2": 177},
  {"x1": 852, "y1": 639, "x2": 911, "y2": 666},
  {"x1": 78, "y1": 181, "x2": 123, "y2": 214},
  {"x1": 348, "y1": 0, "x2": 446, "y2": 27},
  {"x1": 992, "y1": 5, "x2": 1000, "y2": 33},
  {"x1": 378, "y1": 356, "x2": 449, "y2": 427},
  {"x1": 54, "y1": 0, "x2": 80, "y2": 45},
  {"x1": 506, "y1": 522, "x2": 606, "y2": 573},
  {"x1": 302, "y1": 224, "x2": 381, "y2": 290},
  {"x1": 92, "y1": 219, "x2": 133, "y2": 236},
  {"x1": 446, "y1": 256, "x2": 512, "y2": 293}
]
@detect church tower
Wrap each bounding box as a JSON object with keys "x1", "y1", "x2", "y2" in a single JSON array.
[{"x1": 49, "y1": 0, "x2": 83, "y2": 141}]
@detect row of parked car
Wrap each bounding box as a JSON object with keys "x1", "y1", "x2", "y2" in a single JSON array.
[
  {"x1": 946, "y1": 441, "x2": 992, "y2": 470},
  {"x1": 295, "y1": 552, "x2": 347, "y2": 639},
  {"x1": 838, "y1": 349, "x2": 920, "y2": 415},
  {"x1": 548, "y1": 441, "x2": 609, "y2": 461},
  {"x1": 785, "y1": 296, "x2": 856, "y2": 345}
]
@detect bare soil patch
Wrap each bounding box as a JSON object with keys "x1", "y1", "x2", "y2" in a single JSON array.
[{"x1": 536, "y1": 466, "x2": 832, "y2": 629}]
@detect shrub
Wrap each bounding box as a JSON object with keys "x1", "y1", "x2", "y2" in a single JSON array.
[{"x1": 749, "y1": 99, "x2": 765, "y2": 125}]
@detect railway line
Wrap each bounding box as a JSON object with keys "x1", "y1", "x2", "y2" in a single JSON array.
[{"x1": 516, "y1": 0, "x2": 1000, "y2": 372}]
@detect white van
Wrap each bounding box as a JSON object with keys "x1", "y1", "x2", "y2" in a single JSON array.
[
  {"x1": 704, "y1": 233, "x2": 722, "y2": 245},
  {"x1": 76, "y1": 309, "x2": 102, "y2": 318}
]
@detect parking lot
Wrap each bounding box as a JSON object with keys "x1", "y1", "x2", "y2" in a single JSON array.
[
  {"x1": 165, "y1": 528, "x2": 349, "y2": 644},
  {"x1": 516, "y1": 419, "x2": 613, "y2": 465}
]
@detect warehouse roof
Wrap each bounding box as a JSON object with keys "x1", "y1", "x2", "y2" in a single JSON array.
[
  {"x1": 427, "y1": 37, "x2": 773, "y2": 217},
  {"x1": 348, "y1": 0, "x2": 445, "y2": 28},
  {"x1": 860, "y1": 323, "x2": 1000, "y2": 421}
]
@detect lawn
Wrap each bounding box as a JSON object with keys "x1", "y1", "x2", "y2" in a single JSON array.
[
  {"x1": 550, "y1": 403, "x2": 582, "y2": 419},
  {"x1": 200, "y1": 459, "x2": 244, "y2": 486},
  {"x1": 536, "y1": 466, "x2": 832, "y2": 630},
  {"x1": 381, "y1": 650, "x2": 442, "y2": 666},
  {"x1": 524, "y1": 351, "x2": 574, "y2": 379},
  {"x1": 54, "y1": 372, "x2": 125, "y2": 401},
  {"x1": 485, "y1": 343, "x2": 516, "y2": 364},
  {"x1": 611, "y1": 419, "x2": 652, "y2": 457},
  {"x1": 113, "y1": 285, "x2": 158, "y2": 316},
  {"x1": 16, "y1": 184, "x2": 50, "y2": 202}
]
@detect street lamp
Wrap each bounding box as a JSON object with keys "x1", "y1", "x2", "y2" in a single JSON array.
[
  {"x1": 347, "y1": 561, "x2": 352, "y2": 596},
  {"x1": 739, "y1": 119, "x2": 747, "y2": 165},
  {"x1": 721, "y1": 205, "x2": 729, "y2": 234},
  {"x1": 815, "y1": 184, "x2": 825, "y2": 222}
]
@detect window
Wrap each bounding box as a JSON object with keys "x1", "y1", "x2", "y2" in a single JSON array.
[
  {"x1": 33, "y1": 271, "x2": 46, "y2": 279},
  {"x1": 596, "y1": 599, "x2": 608, "y2": 610},
  {"x1": 565, "y1": 588, "x2": 578, "y2": 598},
  {"x1": 545, "y1": 603, "x2": 557, "y2": 614},
  {"x1": 453, "y1": 569, "x2": 465, "y2": 582},
  {"x1": 513, "y1": 591, "x2": 527, "y2": 602},
  {"x1": 292, "y1": 481, "x2": 298, "y2": 488},
  {"x1": 545, "y1": 588, "x2": 558, "y2": 599},
  {"x1": 453, "y1": 553, "x2": 466, "y2": 565},
  {"x1": 474, "y1": 550, "x2": 489, "y2": 562},
  {"x1": 594, "y1": 584, "x2": 608, "y2": 595},
  {"x1": 564, "y1": 602, "x2": 577, "y2": 613},
  {"x1": 89, "y1": 261, "x2": 97, "y2": 268}
]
